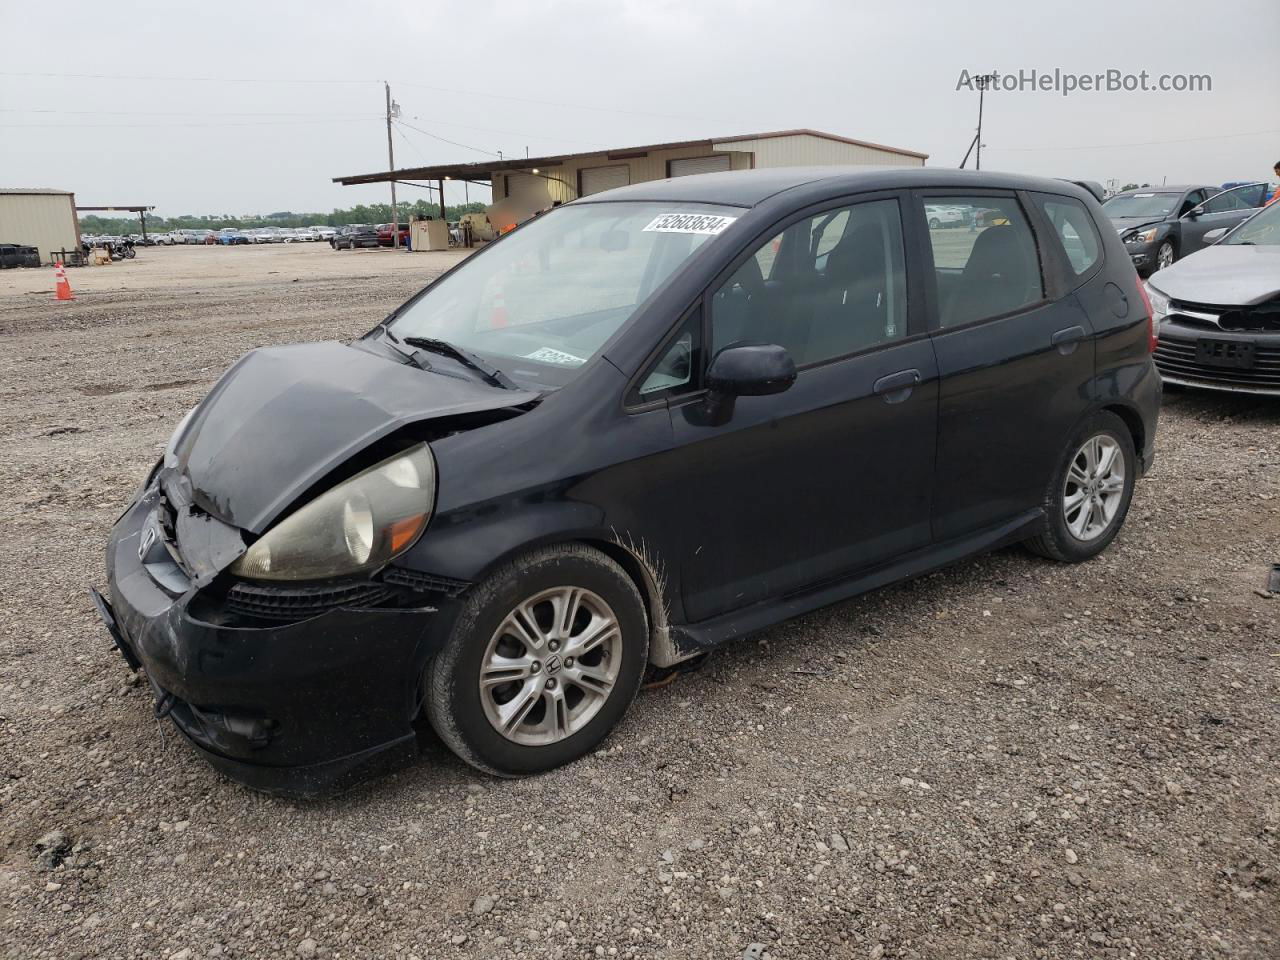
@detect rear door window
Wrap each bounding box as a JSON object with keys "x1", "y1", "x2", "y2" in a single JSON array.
[
  {"x1": 922, "y1": 196, "x2": 1044, "y2": 328},
  {"x1": 1034, "y1": 195, "x2": 1102, "y2": 277}
]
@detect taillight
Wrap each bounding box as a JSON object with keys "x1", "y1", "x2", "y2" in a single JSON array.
[{"x1": 1134, "y1": 279, "x2": 1158, "y2": 353}]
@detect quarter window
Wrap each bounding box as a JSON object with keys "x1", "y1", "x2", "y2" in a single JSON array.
[
  {"x1": 710, "y1": 199, "x2": 908, "y2": 367},
  {"x1": 923, "y1": 196, "x2": 1044, "y2": 328},
  {"x1": 1035, "y1": 196, "x2": 1102, "y2": 276}
]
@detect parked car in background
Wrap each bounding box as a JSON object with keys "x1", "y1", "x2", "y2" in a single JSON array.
[
  {"x1": 377, "y1": 222, "x2": 410, "y2": 247},
  {"x1": 925, "y1": 205, "x2": 967, "y2": 228},
  {"x1": 281, "y1": 229, "x2": 306, "y2": 243},
  {"x1": 251, "y1": 229, "x2": 278, "y2": 244},
  {"x1": 1102, "y1": 183, "x2": 1264, "y2": 275},
  {"x1": 310, "y1": 225, "x2": 336, "y2": 241},
  {"x1": 218, "y1": 230, "x2": 251, "y2": 245},
  {"x1": 331, "y1": 225, "x2": 379, "y2": 249},
  {"x1": 1147, "y1": 199, "x2": 1280, "y2": 396},
  {"x1": 95, "y1": 167, "x2": 1159, "y2": 796}
]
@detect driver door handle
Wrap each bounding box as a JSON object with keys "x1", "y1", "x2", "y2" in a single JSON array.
[{"x1": 873, "y1": 368, "x2": 921, "y2": 404}]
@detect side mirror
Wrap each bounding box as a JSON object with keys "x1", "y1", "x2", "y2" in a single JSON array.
[
  {"x1": 707, "y1": 342, "x2": 797, "y2": 397},
  {"x1": 1203, "y1": 227, "x2": 1229, "y2": 244},
  {"x1": 692, "y1": 342, "x2": 795, "y2": 427},
  {"x1": 1183, "y1": 205, "x2": 1204, "y2": 219}
]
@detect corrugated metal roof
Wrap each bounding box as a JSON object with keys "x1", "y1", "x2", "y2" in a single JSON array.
[
  {"x1": 0, "y1": 188, "x2": 75, "y2": 196},
  {"x1": 333, "y1": 128, "x2": 928, "y2": 186}
]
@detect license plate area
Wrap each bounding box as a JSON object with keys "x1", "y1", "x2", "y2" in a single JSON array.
[{"x1": 1195, "y1": 338, "x2": 1255, "y2": 369}]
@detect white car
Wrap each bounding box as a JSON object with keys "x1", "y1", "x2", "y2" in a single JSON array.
[
  {"x1": 925, "y1": 205, "x2": 968, "y2": 229},
  {"x1": 251, "y1": 229, "x2": 278, "y2": 244},
  {"x1": 309, "y1": 225, "x2": 336, "y2": 241},
  {"x1": 281, "y1": 229, "x2": 308, "y2": 243}
]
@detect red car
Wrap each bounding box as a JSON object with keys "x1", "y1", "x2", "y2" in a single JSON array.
[{"x1": 376, "y1": 223, "x2": 411, "y2": 247}]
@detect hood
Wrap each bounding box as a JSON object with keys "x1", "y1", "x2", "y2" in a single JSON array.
[
  {"x1": 1108, "y1": 215, "x2": 1167, "y2": 233},
  {"x1": 1148, "y1": 244, "x2": 1280, "y2": 306},
  {"x1": 165, "y1": 340, "x2": 538, "y2": 534}
]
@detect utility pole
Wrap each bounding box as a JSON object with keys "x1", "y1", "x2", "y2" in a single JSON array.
[
  {"x1": 385, "y1": 82, "x2": 400, "y2": 248},
  {"x1": 975, "y1": 73, "x2": 994, "y2": 171}
]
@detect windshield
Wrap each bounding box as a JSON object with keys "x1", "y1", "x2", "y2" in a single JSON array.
[
  {"x1": 388, "y1": 201, "x2": 741, "y2": 389},
  {"x1": 1102, "y1": 193, "x2": 1178, "y2": 219},
  {"x1": 1222, "y1": 201, "x2": 1280, "y2": 246}
]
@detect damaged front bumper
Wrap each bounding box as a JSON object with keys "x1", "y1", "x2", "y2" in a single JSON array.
[{"x1": 96, "y1": 492, "x2": 459, "y2": 798}]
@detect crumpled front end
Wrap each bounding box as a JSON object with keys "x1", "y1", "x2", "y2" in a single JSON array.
[{"x1": 97, "y1": 484, "x2": 460, "y2": 797}]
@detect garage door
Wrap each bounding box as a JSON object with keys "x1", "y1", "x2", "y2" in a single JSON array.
[
  {"x1": 579, "y1": 165, "x2": 630, "y2": 197},
  {"x1": 505, "y1": 173, "x2": 546, "y2": 201},
  {"x1": 668, "y1": 155, "x2": 732, "y2": 178}
]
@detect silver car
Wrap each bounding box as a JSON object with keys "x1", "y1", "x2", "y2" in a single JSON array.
[{"x1": 1147, "y1": 199, "x2": 1280, "y2": 396}]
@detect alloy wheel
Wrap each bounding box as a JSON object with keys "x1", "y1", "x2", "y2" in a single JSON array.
[
  {"x1": 479, "y1": 586, "x2": 622, "y2": 746},
  {"x1": 1063, "y1": 435, "x2": 1125, "y2": 541},
  {"x1": 1156, "y1": 242, "x2": 1175, "y2": 270}
]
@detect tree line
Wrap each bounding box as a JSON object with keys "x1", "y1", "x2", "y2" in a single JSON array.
[{"x1": 79, "y1": 200, "x2": 488, "y2": 235}]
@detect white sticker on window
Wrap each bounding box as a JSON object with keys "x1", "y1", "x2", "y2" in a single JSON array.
[
  {"x1": 642, "y1": 213, "x2": 738, "y2": 236},
  {"x1": 1133, "y1": 193, "x2": 1155, "y2": 197},
  {"x1": 524, "y1": 347, "x2": 586, "y2": 366}
]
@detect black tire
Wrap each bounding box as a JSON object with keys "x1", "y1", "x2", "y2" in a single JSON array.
[
  {"x1": 1155, "y1": 240, "x2": 1175, "y2": 272},
  {"x1": 928, "y1": 217, "x2": 941, "y2": 229},
  {"x1": 1025, "y1": 411, "x2": 1136, "y2": 562},
  {"x1": 425, "y1": 543, "x2": 648, "y2": 777}
]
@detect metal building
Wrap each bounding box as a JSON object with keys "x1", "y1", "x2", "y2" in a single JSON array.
[
  {"x1": 0, "y1": 189, "x2": 80, "y2": 264},
  {"x1": 334, "y1": 128, "x2": 927, "y2": 230}
]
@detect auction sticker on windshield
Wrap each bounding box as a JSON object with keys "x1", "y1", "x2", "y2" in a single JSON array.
[{"x1": 643, "y1": 213, "x2": 738, "y2": 236}]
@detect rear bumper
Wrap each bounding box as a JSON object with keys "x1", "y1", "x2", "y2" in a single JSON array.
[{"x1": 98, "y1": 496, "x2": 459, "y2": 797}]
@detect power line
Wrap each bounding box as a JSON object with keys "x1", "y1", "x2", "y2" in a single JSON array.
[
  {"x1": 994, "y1": 128, "x2": 1280, "y2": 152},
  {"x1": 0, "y1": 117, "x2": 382, "y2": 129},
  {"x1": 0, "y1": 107, "x2": 380, "y2": 118},
  {"x1": 393, "y1": 119, "x2": 499, "y2": 157},
  {"x1": 0, "y1": 70, "x2": 377, "y2": 85}
]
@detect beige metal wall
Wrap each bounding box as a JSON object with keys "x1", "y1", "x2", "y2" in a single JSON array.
[
  {"x1": 0, "y1": 193, "x2": 80, "y2": 263},
  {"x1": 494, "y1": 145, "x2": 753, "y2": 206},
  {"x1": 715, "y1": 134, "x2": 925, "y2": 169}
]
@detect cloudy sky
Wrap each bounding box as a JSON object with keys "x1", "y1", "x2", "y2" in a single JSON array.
[{"x1": 1, "y1": 0, "x2": 1274, "y2": 219}]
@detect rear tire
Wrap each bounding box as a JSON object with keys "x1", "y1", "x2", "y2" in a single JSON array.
[
  {"x1": 1025, "y1": 411, "x2": 1136, "y2": 562},
  {"x1": 426, "y1": 544, "x2": 648, "y2": 777}
]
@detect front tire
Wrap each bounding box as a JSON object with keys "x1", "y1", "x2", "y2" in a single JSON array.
[
  {"x1": 426, "y1": 544, "x2": 648, "y2": 776},
  {"x1": 1155, "y1": 240, "x2": 1175, "y2": 271},
  {"x1": 1025, "y1": 411, "x2": 1136, "y2": 562}
]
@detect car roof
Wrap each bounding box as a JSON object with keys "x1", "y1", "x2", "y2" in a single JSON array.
[
  {"x1": 1111, "y1": 184, "x2": 1212, "y2": 197},
  {"x1": 574, "y1": 166, "x2": 1099, "y2": 208}
]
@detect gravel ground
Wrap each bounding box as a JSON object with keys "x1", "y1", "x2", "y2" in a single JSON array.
[{"x1": 1, "y1": 245, "x2": 1277, "y2": 960}]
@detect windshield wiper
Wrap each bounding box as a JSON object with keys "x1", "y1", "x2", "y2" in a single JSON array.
[{"x1": 402, "y1": 336, "x2": 517, "y2": 389}]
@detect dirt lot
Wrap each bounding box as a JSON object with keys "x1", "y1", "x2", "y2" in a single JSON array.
[{"x1": 1, "y1": 244, "x2": 1277, "y2": 959}]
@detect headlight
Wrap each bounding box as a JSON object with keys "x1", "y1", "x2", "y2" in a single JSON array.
[
  {"x1": 1144, "y1": 282, "x2": 1170, "y2": 323},
  {"x1": 230, "y1": 443, "x2": 436, "y2": 581},
  {"x1": 1126, "y1": 227, "x2": 1158, "y2": 245}
]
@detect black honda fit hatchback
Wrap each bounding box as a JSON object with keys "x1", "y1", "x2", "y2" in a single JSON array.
[{"x1": 96, "y1": 167, "x2": 1160, "y2": 796}]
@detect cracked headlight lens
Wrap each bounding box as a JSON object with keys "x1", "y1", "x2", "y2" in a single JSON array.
[{"x1": 230, "y1": 444, "x2": 436, "y2": 581}]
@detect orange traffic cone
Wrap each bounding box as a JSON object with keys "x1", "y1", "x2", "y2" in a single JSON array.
[
  {"x1": 53, "y1": 262, "x2": 75, "y2": 302},
  {"x1": 489, "y1": 289, "x2": 508, "y2": 328}
]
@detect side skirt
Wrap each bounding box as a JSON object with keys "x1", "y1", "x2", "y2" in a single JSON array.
[{"x1": 669, "y1": 509, "x2": 1044, "y2": 657}]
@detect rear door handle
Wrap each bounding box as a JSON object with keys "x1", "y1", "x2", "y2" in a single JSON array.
[
  {"x1": 1051, "y1": 325, "x2": 1086, "y2": 355},
  {"x1": 872, "y1": 368, "x2": 921, "y2": 403}
]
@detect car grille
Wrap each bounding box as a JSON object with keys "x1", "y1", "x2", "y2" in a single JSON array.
[
  {"x1": 379, "y1": 567, "x2": 470, "y2": 597},
  {"x1": 1170, "y1": 299, "x2": 1280, "y2": 333},
  {"x1": 225, "y1": 581, "x2": 393, "y2": 621},
  {"x1": 1154, "y1": 337, "x2": 1280, "y2": 390}
]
